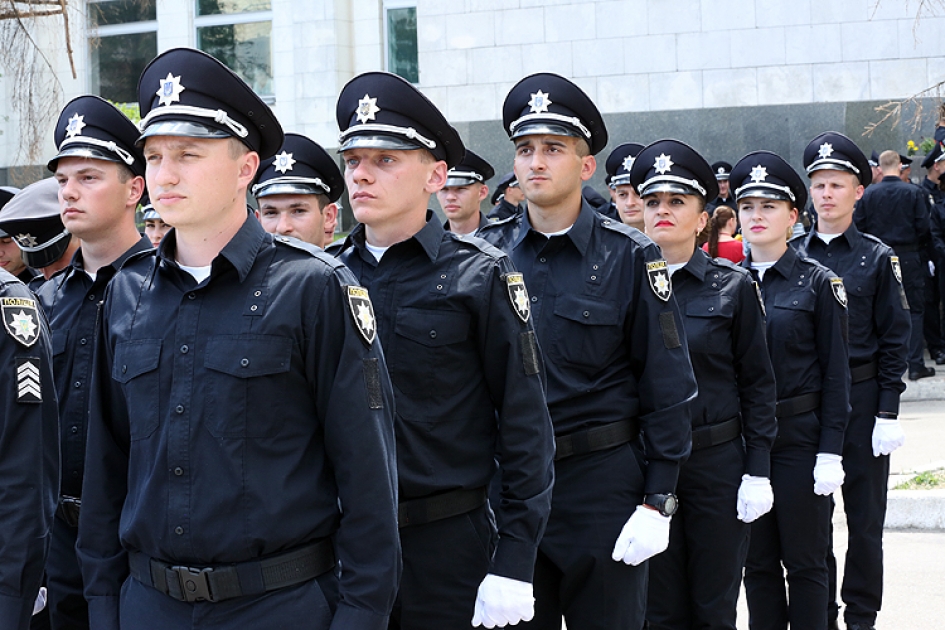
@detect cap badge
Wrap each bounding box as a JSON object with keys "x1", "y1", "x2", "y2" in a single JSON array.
[
  {"x1": 356, "y1": 94, "x2": 380, "y2": 124},
  {"x1": 528, "y1": 90, "x2": 552, "y2": 114},
  {"x1": 654, "y1": 153, "x2": 674, "y2": 175},
  {"x1": 65, "y1": 113, "x2": 86, "y2": 138},
  {"x1": 273, "y1": 151, "x2": 296, "y2": 174},
  {"x1": 621, "y1": 155, "x2": 636, "y2": 172},
  {"x1": 15, "y1": 234, "x2": 37, "y2": 248},
  {"x1": 717, "y1": 166, "x2": 725, "y2": 174},
  {"x1": 750, "y1": 165, "x2": 768, "y2": 183},
  {"x1": 818, "y1": 142, "x2": 834, "y2": 159},
  {"x1": 157, "y1": 73, "x2": 185, "y2": 107}
]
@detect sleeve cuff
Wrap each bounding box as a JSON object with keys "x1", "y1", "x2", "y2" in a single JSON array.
[
  {"x1": 87, "y1": 595, "x2": 121, "y2": 630},
  {"x1": 328, "y1": 601, "x2": 389, "y2": 630},
  {"x1": 490, "y1": 537, "x2": 538, "y2": 583},
  {"x1": 877, "y1": 389, "x2": 902, "y2": 417},
  {"x1": 745, "y1": 446, "x2": 771, "y2": 478},
  {"x1": 818, "y1": 428, "x2": 845, "y2": 455},
  {"x1": 644, "y1": 459, "x2": 681, "y2": 495}
]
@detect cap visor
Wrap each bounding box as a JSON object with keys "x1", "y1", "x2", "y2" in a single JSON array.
[
  {"x1": 444, "y1": 176, "x2": 479, "y2": 187},
  {"x1": 47, "y1": 146, "x2": 123, "y2": 172},
  {"x1": 735, "y1": 187, "x2": 793, "y2": 203},
  {"x1": 137, "y1": 120, "x2": 232, "y2": 145},
  {"x1": 640, "y1": 181, "x2": 702, "y2": 197},
  {"x1": 339, "y1": 134, "x2": 423, "y2": 153},
  {"x1": 510, "y1": 122, "x2": 583, "y2": 141},
  {"x1": 254, "y1": 182, "x2": 326, "y2": 198}
]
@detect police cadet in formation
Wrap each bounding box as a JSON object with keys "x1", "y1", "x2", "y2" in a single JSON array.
[
  {"x1": 0, "y1": 266, "x2": 59, "y2": 630},
  {"x1": 855, "y1": 150, "x2": 934, "y2": 380},
  {"x1": 76, "y1": 48, "x2": 400, "y2": 630},
  {"x1": 0, "y1": 186, "x2": 38, "y2": 284},
  {"x1": 253, "y1": 132, "x2": 344, "y2": 249},
  {"x1": 140, "y1": 197, "x2": 170, "y2": 248},
  {"x1": 795, "y1": 132, "x2": 910, "y2": 630},
  {"x1": 0, "y1": 179, "x2": 81, "y2": 285},
  {"x1": 868, "y1": 151, "x2": 883, "y2": 185},
  {"x1": 734, "y1": 150, "x2": 850, "y2": 630},
  {"x1": 605, "y1": 142, "x2": 645, "y2": 232},
  {"x1": 478, "y1": 74, "x2": 697, "y2": 630},
  {"x1": 706, "y1": 161, "x2": 735, "y2": 215},
  {"x1": 488, "y1": 171, "x2": 524, "y2": 221},
  {"x1": 35, "y1": 95, "x2": 152, "y2": 630},
  {"x1": 898, "y1": 154, "x2": 913, "y2": 182},
  {"x1": 631, "y1": 140, "x2": 778, "y2": 630},
  {"x1": 919, "y1": 142, "x2": 945, "y2": 366},
  {"x1": 436, "y1": 148, "x2": 495, "y2": 235},
  {"x1": 331, "y1": 71, "x2": 554, "y2": 630}
]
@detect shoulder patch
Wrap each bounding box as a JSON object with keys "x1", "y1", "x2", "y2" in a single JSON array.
[
  {"x1": 2, "y1": 297, "x2": 40, "y2": 348},
  {"x1": 830, "y1": 277, "x2": 848, "y2": 307},
  {"x1": 890, "y1": 256, "x2": 902, "y2": 284},
  {"x1": 646, "y1": 260, "x2": 672, "y2": 302},
  {"x1": 16, "y1": 357, "x2": 42, "y2": 403},
  {"x1": 505, "y1": 272, "x2": 531, "y2": 323},
  {"x1": 346, "y1": 285, "x2": 376, "y2": 345}
]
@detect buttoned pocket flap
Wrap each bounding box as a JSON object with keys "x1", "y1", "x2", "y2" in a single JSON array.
[
  {"x1": 685, "y1": 296, "x2": 731, "y2": 318},
  {"x1": 204, "y1": 335, "x2": 292, "y2": 378},
  {"x1": 772, "y1": 291, "x2": 815, "y2": 312},
  {"x1": 553, "y1": 294, "x2": 620, "y2": 326},
  {"x1": 113, "y1": 339, "x2": 162, "y2": 383},
  {"x1": 395, "y1": 308, "x2": 471, "y2": 347}
]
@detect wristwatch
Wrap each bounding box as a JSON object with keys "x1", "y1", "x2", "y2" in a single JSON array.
[{"x1": 644, "y1": 493, "x2": 678, "y2": 517}]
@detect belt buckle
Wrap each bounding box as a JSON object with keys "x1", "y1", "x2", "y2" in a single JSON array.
[{"x1": 171, "y1": 565, "x2": 215, "y2": 602}]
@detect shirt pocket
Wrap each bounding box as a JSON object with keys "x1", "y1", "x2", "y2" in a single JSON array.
[
  {"x1": 551, "y1": 294, "x2": 622, "y2": 371},
  {"x1": 113, "y1": 339, "x2": 162, "y2": 440},
  {"x1": 204, "y1": 334, "x2": 293, "y2": 438},
  {"x1": 390, "y1": 307, "x2": 472, "y2": 400},
  {"x1": 683, "y1": 296, "x2": 732, "y2": 355},
  {"x1": 770, "y1": 290, "x2": 815, "y2": 345}
]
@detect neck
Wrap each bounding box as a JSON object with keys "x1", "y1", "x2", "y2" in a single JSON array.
[
  {"x1": 448, "y1": 212, "x2": 481, "y2": 236},
  {"x1": 42, "y1": 240, "x2": 80, "y2": 279},
  {"x1": 365, "y1": 209, "x2": 428, "y2": 248},
  {"x1": 525, "y1": 190, "x2": 583, "y2": 233},
  {"x1": 718, "y1": 233, "x2": 734, "y2": 241},
  {"x1": 881, "y1": 171, "x2": 898, "y2": 178},
  {"x1": 175, "y1": 208, "x2": 246, "y2": 267},
  {"x1": 816, "y1": 213, "x2": 852, "y2": 235},
  {"x1": 928, "y1": 173, "x2": 941, "y2": 185},
  {"x1": 79, "y1": 225, "x2": 142, "y2": 274},
  {"x1": 660, "y1": 240, "x2": 695, "y2": 265},
  {"x1": 749, "y1": 241, "x2": 788, "y2": 263}
]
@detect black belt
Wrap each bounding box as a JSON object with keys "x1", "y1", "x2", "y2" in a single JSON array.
[
  {"x1": 398, "y1": 486, "x2": 487, "y2": 528},
  {"x1": 851, "y1": 360, "x2": 878, "y2": 384},
  {"x1": 56, "y1": 496, "x2": 81, "y2": 528},
  {"x1": 129, "y1": 539, "x2": 334, "y2": 603},
  {"x1": 554, "y1": 419, "x2": 640, "y2": 462},
  {"x1": 691, "y1": 417, "x2": 741, "y2": 451},
  {"x1": 775, "y1": 392, "x2": 821, "y2": 418}
]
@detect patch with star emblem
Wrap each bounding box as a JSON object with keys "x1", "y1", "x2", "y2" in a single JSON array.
[
  {"x1": 346, "y1": 285, "x2": 376, "y2": 345},
  {"x1": 16, "y1": 357, "x2": 41, "y2": 404},
  {"x1": 2, "y1": 297, "x2": 40, "y2": 348},
  {"x1": 646, "y1": 260, "x2": 672, "y2": 302},
  {"x1": 830, "y1": 277, "x2": 847, "y2": 307},
  {"x1": 890, "y1": 256, "x2": 902, "y2": 284},
  {"x1": 505, "y1": 273, "x2": 531, "y2": 323}
]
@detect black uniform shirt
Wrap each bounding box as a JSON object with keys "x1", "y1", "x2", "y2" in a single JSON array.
[
  {"x1": 796, "y1": 224, "x2": 909, "y2": 415},
  {"x1": 931, "y1": 201, "x2": 945, "y2": 262},
  {"x1": 0, "y1": 270, "x2": 59, "y2": 629},
  {"x1": 672, "y1": 249, "x2": 777, "y2": 477},
  {"x1": 854, "y1": 176, "x2": 931, "y2": 250},
  {"x1": 744, "y1": 247, "x2": 850, "y2": 454},
  {"x1": 76, "y1": 217, "x2": 400, "y2": 629},
  {"x1": 487, "y1": 199, "x2": 523, "y2": 222},
  {"x1": 34, "y1": 236, "x2": 151, "y2": 498},
  {"x1": 478, "y1": 200, "x2": 696, "y2": 493},
  {"x1": 920, "y1": 177, "x2": 944, "y2": 207},
  {"x1": 443, "y1": 212, "x2": 490, "y2": 234},
  {"x1": 335, "y1": 214, "x2": 554, "y2": 583}
]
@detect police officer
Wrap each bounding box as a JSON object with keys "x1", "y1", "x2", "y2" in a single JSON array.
[
  {"x1": 899, "y1": 154, "x2": 913, "y2": 182},
  {"x1": 140, "y1": 197, "x2": 170, "y2": 248},
  {"x1": 919, "y1": 142, "x2": 945, "y2": 365},
  {"x1": 253, "y1": 132, "x2": 344, "y2": 248},
  {"x1": 436, "y1": 148, "x2": 495, "y2": 234},
  {"x1": 605, "y1": 142, "x2": 645, "y2": 231},
  {"x1": 633, "y1": 140, "x2": 778, "y2": 630},
  {"x1": 868, "y1": 151, "x2": 882, "y2": 185},
  {"x1": 488, "y1": 171, "x2": 524, "y2": 221},
  {"x1": 0, "y1": 187, "x2": 37, "y2": 283},
  {"x1": 855, "y1": 150, "x2": 933, "y2": 379},
  {"x1": 76, "y1": 48, "x2": 400, "y2": 630},
  {"x1": 736, "y1": 150, "x2": 850, "y2": 630},
  {"x1": 36, "y1": 95, "x2": 152, "y2": 630},
  {"x1": 706, "y1": 160, "x2": 736, "y2": 215},
  {"x1": 333, "y1": 71, "x2": 554, "y2": 630},
  {"x1": 478, "y1": 73, "x2": 696, "y2": 630},
  {"x1": 0, "y1": 268, "x2": 59, "y2": 630},
  {"x1": 795, "y1": 132, "x2": 910, "y2": 630},
  {"x1": 0, "y1": 179, "x2": 81, "y2": 285}
]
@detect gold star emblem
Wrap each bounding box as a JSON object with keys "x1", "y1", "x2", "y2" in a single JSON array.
[{"x1": 15, "y1": 233, "x2": 37, "y2": 248}]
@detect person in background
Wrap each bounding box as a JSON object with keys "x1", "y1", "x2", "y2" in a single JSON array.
[
  {"x1": 140, "y1": 197, "x2": 171, "y2": 249},
  {"x1": 703, "y1": 206, "x2": 745, "y2": 264},
  {"x1": 436, "y1": 148, "x2": 495, "y2": 235},
  {"x1": 488, "y1": 172, "x2": 524, "y2": 221},
  {"x1": 605, "y1": 142, "x2": 645, "y2": 232}
]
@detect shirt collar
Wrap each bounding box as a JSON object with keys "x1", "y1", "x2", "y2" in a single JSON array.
[
  {"x1": 681, "y1": 247, "x2": 709, "y2": 280},
  {"x1": 768, "y1": 245, "x2": 799, "y2": 279},
  {"x1": 517, "y1": 198, "x2": 595, "y2": 256},
  {"x1": 157, "y1": 214, "x2": 267, "y2": 283},
  {"x1": 348, "y1": 210, "x2": 444, "y2": 263},
  {"x1": 70, "y1": 234, "x2": 153, "y2": 276}
]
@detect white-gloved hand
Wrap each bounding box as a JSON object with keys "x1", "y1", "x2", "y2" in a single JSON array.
[
  {"x1": 471, "y1": 574, "x2": 534, "y2": 628},
  {"x1": 813, "y1": 453, "x2": 845, "y2": 495},
  {"x1": 611, "y1": 505, "x2": 671, "y2": 566},
  {"x1": 736, "y1": 475, "x2": 774, "y2": 523},
  {"x1": 872, "y1": 417, "x2": 906, "y2": 457},
  {"x1": 32, "y1": 586, "x2": 46, "y2": 616}
]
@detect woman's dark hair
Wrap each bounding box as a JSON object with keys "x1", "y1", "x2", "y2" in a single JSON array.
[{"x1": 706, "y1": 206, "x2": 736, "y2": 258}]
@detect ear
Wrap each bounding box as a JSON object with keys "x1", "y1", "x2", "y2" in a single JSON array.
[
  {"x1": 237, "y1": 151, "x2": 261, "y2": 190},
  {"x1": 697, "y1": 210, "x2": 709, "y2": 234},
  {"x1": 323, "y1": 202, "x2": 338, "y2": 221},
  {"x1": 424, "y1": 161, "x2": 448, "y2": 194},
  {"x1": 127, "y1": 175, "x2": 145, "y2": 209},
  {"x1": 580, "y1": 155, "x2": 597, "y2": 182},
  {"x1": 478, "y1": 184, "x2": 489, "y2": 202},
  {"x1": 854, "y1": 184, "x2": 865, "y2": 201}
]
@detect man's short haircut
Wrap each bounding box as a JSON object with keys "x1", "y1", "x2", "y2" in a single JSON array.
[
  {"x1": 228, "y1": 137, "x2": 251, "y2": 159},
  {"x1": 879, "y1": 150, "x2": 901, "y2": 170}
]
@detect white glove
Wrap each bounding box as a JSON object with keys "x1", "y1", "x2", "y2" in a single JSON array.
[
  {"x1": 471, "y1": 574, "x2": 534, "y2": 628},
  {"x1": 872, "y1": 417, "x2": 906, "y2": 457},
  {"x1": 32, "y1": 586, "x2": 46, "y2": 616},
  {"x1": 930, "y1": 260, "x2": 936, "y2": 276},
  {"x1": 611, "y1": 505, "x2": 671, "y2": 566},
  {"x1": 813, "y1": 453, "x2": 845, "y2": 495},
  {"x1": 736, "y1": 475, "x2": 774, "y2": 523}
]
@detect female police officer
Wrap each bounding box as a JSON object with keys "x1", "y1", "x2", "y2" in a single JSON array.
[
  {"x1": 734, "y1": 151, "x2": 851, "y2": 630},
  {"x1": 630, "y1": 139, "x2": 778, "y2": 630}
]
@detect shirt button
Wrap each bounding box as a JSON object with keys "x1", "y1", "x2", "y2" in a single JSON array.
[
  {"x1": 712, "y1": 283, "x2": 718, "y2": 288},
  {"x1": 436, "y1": 284, "x2": 443, "y2": 290},
  {"x1": 80, "y1": 338, "x2": 87, "y2": 345},
  {"x1": 540, "y1": 257, "x2": 547, "y2": 263},
  {"x1": 708, "y1": 307, "x2": 715, "y2": 312},
  {"x1": 174, "y1": 467, "x2": 184, "y2": 476},
  {"x1": 429, "y1": 330, "x2": 437, "y2": 339},
  {"x1": 71, "y1": 426, "x2": 79, "y2": 434},
  {"x1": 175, "y1": 526, "x2": 184, "y2": 535},
  {"x1": 122, "y1": 365, "x2": 127, "y2": 374},
  {"x1": 188, "y1": 293, "x2": 196, "y2": 300},
  {"x1": 583, "y1": 310, "x2": 590, "y2": 318},
  {"x1": 88, "y1": 294, "x2": 96, "y2": 301},
  {"x1": 440, "y1": 274, "x2": 447, "y2": 279},
  {"x1": 793, "y1": 300, "x2": 799, "y2": 305},
  {"x1": 593, "y1": 264, "x2": 599, "y2": 270},
  {"x1": 176, "y1": 405, "x2": 185, "y2": 414},
  {"x1": 254, "y1": 290, "x2": 262, "y2": 297},
  {"x1": 180, "y1": 345, "x2": 189, "y2": 354},
  {"x1": 250, "y1": 305, "x2": 258, "y2": 311},
  {"x1": 240, "y1": 358, "x2": 250, "y2": 367},
  {"x1": 74, "y1": 381, "x2": 81, "y2": 388},
  {"x1": 590, "y1": 275, "x2": 597, "y2": 280},
  {"x1": 531, "y1": 296, "x2": 538, "y2": 302}
]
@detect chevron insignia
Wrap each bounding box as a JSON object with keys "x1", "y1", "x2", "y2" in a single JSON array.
[{"x1": 16, "y1": 357, "x2": 41, "y2": 404}]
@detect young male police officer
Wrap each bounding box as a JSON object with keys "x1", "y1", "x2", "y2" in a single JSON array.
[
  {"x1": 478, "y1": 73, "x2": 696, "y2": 629},
  {"x1": 604, "y1": 142, "x2": 645, "y2": 231},
  {"x1": 36, "y1": 95, "x2": 152, "y2": 630},
  {"x1": 76, "y1": 48, "x2": 400, "y2": 630},
  {"x1": 436, "y1": 148, "x2": 495, "y2": 235},
  {"x1": 333, "y1": 71, "x2": 554, "y2": 630},
  {"x1": 796, "y1": 133, "x2": 910, "y2": 630},
  {"x1": 253, "y1": 133, "x2": 344, "y2": 248}
]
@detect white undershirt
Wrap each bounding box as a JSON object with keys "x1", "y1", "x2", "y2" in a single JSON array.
[
  {"x1": 85, "y1": 270, "x2": 96, "y2": 282},
  {"x1": 667, "y1": 263, "x2": 686, "y2": 277},
  {"x1": 365, "y1": 242, "x2": 390, "y2": 262},
  {"x1": 815, "y1": 231, "x2": 843, "y2": 244},
  {"x1": 179, "y1": 263, "x2": 212, "y2": 284},
  {"x1": 538, "y1": 225, "x2": 573, "y2": 237},
  {"x1": 750, "y1": 260, "x2": 776, "y2": 281}
]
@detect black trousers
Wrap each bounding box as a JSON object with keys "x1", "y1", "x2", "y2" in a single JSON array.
[
  {"x1": 390, "y1": 504, "x2": 495, "y2": 630},
  {"x1": 521, "y1": 442, "x2": 647, "y2": 630},
  {"x1": 745, "y1": 411, "x2": 830, "y2": 630},
  {"x1": 47, "y1": 517, "x2": 88, "y2": 630},
  {"x1": 646, "y1": 439, "x2": 748, "y2": 630},
  {"x1": 898, "y1": 252, "x2": 926, "y2": 370},
  {"x1": 923, "y1": 259, "x2": 944, "y2": 355},
  {"x1": 826, "y1": 377, "x2": 888, "y2": 627}
]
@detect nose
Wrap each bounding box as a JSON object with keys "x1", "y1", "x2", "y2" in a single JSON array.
[
  {"x1": 148, "y1": 155, "x2": 179, "y2": 189},
  {"x1": 59, "y1": 177, "x2": 78, "y2": 203},
  {"x1": 276, "y1": 212, "x2": 293, "y2": 235}
]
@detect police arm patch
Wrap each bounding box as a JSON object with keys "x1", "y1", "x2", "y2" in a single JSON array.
[
  {"x1": 505, "y1": 272, "x2": 531, "y2": 323},
  {"x1": 2, "y1": 297, "x2": 40, "y2": 348},
  {"x1": 646, "y1": 260, "x2": 672, "y2": 302},
  {"x1": 16, "y1": 357, "x2": 41, "y2": 403},
  {"x1": 346, "y1": 285, "x2": 376, "y2": 345},
  {"x1": 830, "y1": 277, "x2": 848, "y2": 308},
  {"x1": 890, "y1": 256, "x2": 902, "y2": 284}
]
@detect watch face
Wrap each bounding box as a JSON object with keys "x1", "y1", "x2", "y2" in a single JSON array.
[{"x1": 663, "y1": 494, "x2": 678, "y2": 516}]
